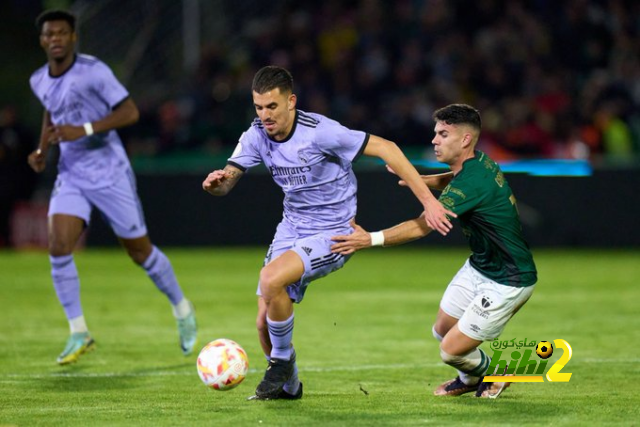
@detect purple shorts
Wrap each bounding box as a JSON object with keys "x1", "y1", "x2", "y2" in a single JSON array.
[
  {"x1": 258, "y1": 220, "x2": 353, "y2": 303},
  {"x1": 48, "y1": 169, "x2": 147, "y2": 239}
]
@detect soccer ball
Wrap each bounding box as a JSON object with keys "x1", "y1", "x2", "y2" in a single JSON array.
[
  {"x1": 196, "y1": 339, "x2": 249, "y2": 390},
  {"x1": 536, "y1": 341, "x2": 554, "y2": 359}
]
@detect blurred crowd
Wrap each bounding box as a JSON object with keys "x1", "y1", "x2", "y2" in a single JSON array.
[
  {"x1": 126, "y1": 0, "x2": 640, "y2": 163},
  {"x1": 3, "y1": 0, "x2": 640, "y2": 248}
]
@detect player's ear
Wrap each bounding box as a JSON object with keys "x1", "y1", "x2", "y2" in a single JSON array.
[
  {"x1": 461, "y1": 133, "x2": 472, "y2": 147},
  {"x1": 288, "y1": 93, "x2": 297, "y2": 111},
  {"x1": 462, "y1": 129, "x2": 477, "y2": 148}
]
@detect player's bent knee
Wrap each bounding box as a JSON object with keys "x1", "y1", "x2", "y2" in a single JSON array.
[
  {"x1": 48, "y1": 240, "x2": 74, "y2": 257},
  {"x1": 258, "y1": 269, "x2": 284, "y2": 299},
  {"x1": 128, "y1": 249, "x2": 149, "y2": 265},
  {"x1": 125, "y1": 245, "x2": 153, "y2": 265}
]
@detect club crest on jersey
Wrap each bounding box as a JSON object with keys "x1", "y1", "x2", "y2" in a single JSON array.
[{"x1": 298, "y1": 150, "x2": 309, "y2": 164}]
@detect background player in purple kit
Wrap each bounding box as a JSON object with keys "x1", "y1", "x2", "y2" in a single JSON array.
[
  {"x1": 203, "y1": 65, "x2": 455, "y2": 400},
  {"x1": 27, "y1": 10, "x2": 197, "y2": 365}
]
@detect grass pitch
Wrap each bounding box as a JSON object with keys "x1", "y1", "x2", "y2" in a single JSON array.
[{"x1": 1, "y1": 247, "x2": 638, "y2": 426}]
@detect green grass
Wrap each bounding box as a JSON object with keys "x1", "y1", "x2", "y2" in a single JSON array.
[{"x1": 1, "y1": 248, "x2": 639, "y2": 426}]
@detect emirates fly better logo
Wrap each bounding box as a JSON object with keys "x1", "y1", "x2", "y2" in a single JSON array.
[{"x1": 483, "y1": 339, "x2": 573, "y2": 383}]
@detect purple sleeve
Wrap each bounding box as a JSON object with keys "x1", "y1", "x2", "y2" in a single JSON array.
[
  {"x1": 227, "y1": 128, "x2": 262, "y2": 171},
  {"x1": 92, "y1": 61, "x2": 129, "y2": 108},
  {"x1": 315, "y1": 117, "x2": 369, "y2": 162}
]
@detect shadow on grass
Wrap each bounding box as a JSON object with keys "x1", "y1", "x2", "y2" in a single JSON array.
[
  {"x1": 126, "y1": 362, "x2": 192, "y2": 375},
  {"x1": 37, "y1": 362, "x2": 193, "y2": 392}
]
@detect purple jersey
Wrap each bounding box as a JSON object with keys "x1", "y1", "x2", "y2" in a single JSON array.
[
  {"x1": 30, "y1": 54, "x2": 131, "y2": 189},
  {"x1": 228, "y1": 110, "x2": 369, "y2": 233}
]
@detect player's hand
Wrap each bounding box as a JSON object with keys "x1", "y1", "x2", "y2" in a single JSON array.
[
  {"x1": 202, "y1": 170, "x2": 230, "y2": 193},
  {"x1": 27, "y1": 148, "x2": 47, "y2": 173},
  {"x1": 50, "y1": 125, "x2": 85, "y2": 143},
  {"x1": 423, "y1": 198, "x2": 456, "y2": 236},
  {"x1": 331, "y1": 219, "x2": 372, "y2": 255}
]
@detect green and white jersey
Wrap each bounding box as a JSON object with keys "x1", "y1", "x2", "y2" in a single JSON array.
[{"x1": 439, "y1": 151, "x2": 537, "y2": 287}]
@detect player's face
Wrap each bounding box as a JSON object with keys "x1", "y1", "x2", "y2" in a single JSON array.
[
  {"x1": 253, "y1": 88, "x2": 296, "y2": 141},
  {"x1": 40, "y1": 20, "x2": 76, "y2": 62},
  {"x1": 431, "y1": 121, "x2": 467, "y2": 165}
]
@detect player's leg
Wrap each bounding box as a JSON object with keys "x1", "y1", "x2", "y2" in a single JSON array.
[
  {"x1": 254, "y1": 250, "x2": 304, "y2": 399},
  {"x1": 252, "y1": 227, "x2": 351, "y2": 399},
  {"x1": 435, "y1": 323, "x2": 491, "y2": 395},
  {"x1": 451, "y1": 272, "x2": 535, "y2": 398},
  {"x1": 256, "y1": 297, "x2": 271, "y2": 356},
  {"x1": 433, "y1": 260, "x2": 489, "y2": 395},
  {"x1": 118, "y1": 234, "x2": 197, "y2": 356},
  {"x1": 49, "y1": 214, "x2": 96, "y2": 364},
  {"x1": 47, "y1": 180, "x2": 96, "y2": 365},
  {"x1": 433, "y1": 307, "x2": 458, "y2": 340},
  {"x1": 88, "y1": 170, "x2": 196, "y2": 355},
  {"x1": 255, "y1": 296, "x2": 302, "y2": 400}
]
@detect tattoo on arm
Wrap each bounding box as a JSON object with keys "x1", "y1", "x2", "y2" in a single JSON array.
[
  {"x1": 217, "y1": 167, "x2": 243, "y2": 193},
  {"x1": 225, "y1": 170, "x2": 240, "y2": 179}
]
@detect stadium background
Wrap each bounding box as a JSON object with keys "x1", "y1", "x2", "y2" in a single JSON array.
[{"x1": 1, "y1": 0, "x2": 639, "y2": 248}]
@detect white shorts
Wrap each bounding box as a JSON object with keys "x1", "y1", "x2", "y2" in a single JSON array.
[
  {"x1": 440, "y1": 259, "x2": 535, "y2": 341},
  {"x1": 257, "y1": 221, "x2": 353, "y2": 303},
  {"x1": 48, "y1": 169, "x2": 147, "y2": 239}
]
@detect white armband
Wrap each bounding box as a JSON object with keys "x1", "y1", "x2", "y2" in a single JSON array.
[
  {"x1": 83, "y1": 122, "x2": 94, "y2": 136},
  {"x1": 370, "y1": 231, "x2": 385, "y2": 247}
]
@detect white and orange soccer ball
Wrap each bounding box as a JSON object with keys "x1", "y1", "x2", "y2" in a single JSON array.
[{"x1": 196, "y1": 339, "x2": 249, "y2": 390}]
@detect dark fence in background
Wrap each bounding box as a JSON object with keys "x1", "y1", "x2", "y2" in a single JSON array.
[{"x1": 84, "y1": 169, "x2": 640, "y2": 248}]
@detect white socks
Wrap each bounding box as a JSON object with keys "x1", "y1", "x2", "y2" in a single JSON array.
[
  {"x1": 69, "y1": 315, "x2": 88, "y2": 334},
  {"x1": 172, "y1": 298, "x2": 192, "y2": 319}
]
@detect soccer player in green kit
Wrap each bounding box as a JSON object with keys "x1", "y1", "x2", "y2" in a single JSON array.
[{"x1": 331, "y1": 104, "x2": 537, "y2": 399}]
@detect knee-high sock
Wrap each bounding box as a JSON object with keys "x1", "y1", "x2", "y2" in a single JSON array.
[
  {"x1": 433, "y1": 325, "x2": 489, "y2": 385},
  {"x1": 50, "y1": 255, "x2": 82, "y2": 320},
  {"x1": 440, "y1": 347, "x2": 491, "y2": 385},
  {"x1": 283, "y1": 349, "x2": 300, "y2": 395},
  {"x1": 267, "y1": 314, "x2": 294, "y2": 360},
  {"x1": 142, "y1": 246, "x2": 184, "y2": 305}
]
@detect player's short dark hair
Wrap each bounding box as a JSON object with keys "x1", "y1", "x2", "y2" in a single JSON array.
[
  {"x1": 433, "y1": 104, "x2": 482, "y2": 131},
  {"x1": 252, "y1": 66, "x2": 294, "y2": 95},
  {"x1": 36, "y1": 10, "x2": 76, "y2": 33}
]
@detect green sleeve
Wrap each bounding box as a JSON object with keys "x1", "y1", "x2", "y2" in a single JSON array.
[{"x1": 439, "y1": 177, "x2": 482, "y2": 216}]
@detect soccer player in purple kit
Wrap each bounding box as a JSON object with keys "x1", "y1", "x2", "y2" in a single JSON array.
[
  {"x1": 27, "y1": 10, "x2": 197, "y2": 365},
  {"x1": 202, "y1": 65, "x2": 455, "y2": 400}
]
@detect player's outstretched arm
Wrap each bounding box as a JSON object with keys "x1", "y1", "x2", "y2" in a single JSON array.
[
  {"x1": 363, "y1": 135, "x2": 456, "y2": 236},
  {"x1": 386, "y1": 165, "x2": 454, "y2": 191},
  {"x1": 51, "y1": 97, "x2": 140, "y2": 142},
  {"x1": 331, "y1": 215, "x2": 432, "y2": 255},
  {"x1": 202, "y1": 164, "x2": 244, "y2": 196}
]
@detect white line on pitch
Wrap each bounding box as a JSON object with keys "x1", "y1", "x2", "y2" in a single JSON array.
[
  {"x1": 1, "y1": 363, "x2": 441, "y2": 380},
  {"x1": 1, "y1": 358, "x2": 637, "y2": 381}
]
